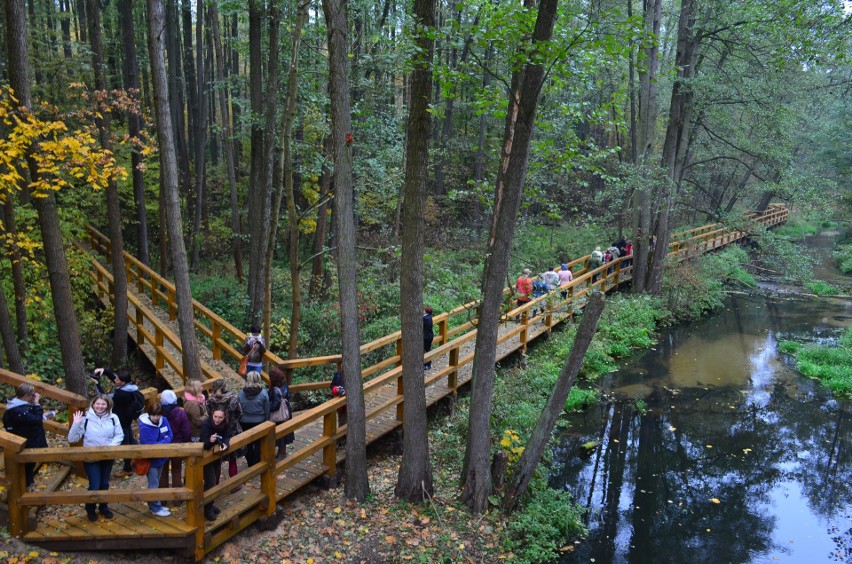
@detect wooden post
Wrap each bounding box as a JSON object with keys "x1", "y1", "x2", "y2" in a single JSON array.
[
  {"x1": 168, "y1": 288, "x2": 176, "y2": 320},
  {"x1": 438, "y1": 318, "x2": 448, "y2": 346},
  {"x1": 2, "y1": 435, "x2": 28, "y2": 537},
  {"x1": 155, "y1": 327, "x2": 165, "y2": 370},
  {"x1": 322, "y1": 411, "x2": 337, "y2": 479},
  {"x1": 520, "y1": 309, "x2": 528, "y2": 354},
  {"x1": 212, "y1": 321, "x2": 221, "y2": 360},
  {"x1": 614, "y1": 260, "x2": 621, "y2": 286},
  {"x1": 136, "y1": 308, "x2": 144, "y2": 345},
  {"x1": 448, "y1": 346, "x2": 459, "y2": 394},
  {"x1": 395, "y1": 337, "x2": 403, "y2": 367},
  {"x1": 259, "y1": 423, "x2": 277, "y2": 517},
  {"x1": 185, "y1": 453, "x2": 206, "y2": 561},
  {"x1": 136, "y1": 263, "x2": 144, "y2": 293}
]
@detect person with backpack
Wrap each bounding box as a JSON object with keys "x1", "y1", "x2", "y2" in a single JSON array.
[
  {"x1": 68, "y1": 394, "x2": 124, "y2": 521},
  {"x1": 91, "y1": 368, "x2": 145, "y2": 478},
  {"x1": 531, "y1": 273, "x2": 548, "y2": 317},
  {"x1": 515, "y1": 269, "x2": 533, "y2": 313},
  {"x1": 3, "y1": 383, "x2": 55, "y2": 488},
  {"x1": 268, "y1": 366, "x2": 294, "y2": 460},
  {"x1": 241, "y1": 325, "x2": 267, "y2": 376},
  {"x1": 238, "y1": 371, "x2": 269, "y2": 468},
  {"x1": 589, "y1": 247, "x2": 604, "y2": 282},
  {"x1": 159, "y1": 390, "x2": 191, "y2": 492},
  {"x1": 138, "y1": 401, "x2": 173, "y2": 517}
]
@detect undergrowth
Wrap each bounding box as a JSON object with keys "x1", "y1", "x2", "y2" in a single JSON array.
[{"x1": 778, "y1": 327, "x2": 852, "y2": 397}]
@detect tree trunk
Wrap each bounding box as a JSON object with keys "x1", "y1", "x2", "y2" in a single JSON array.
[
  {"x1": 394, "y1": 0, "x2": 435, "y2": 503},
  {"x1": 190, "y1": 0, "x2": 207, "y2": 269},
  {"x1": 209, "y1": 1, "x2": 243, "y2": 283},
  {"x1": 460, "y1": 0, "x2": 558, "y2": 514},
  {"x1": 0, "y1": 265, "x2": 24, "y2": 373},
  {"x1": 145, "y1": 0, "x2": 204, "y2": 383},
  {"x1": 6, "y1": 0, "x2": 87, "y2": 396},
  {"x1": 2, "y1": 200, "x2": 28, "y2": 352},
  {"x1": 269, "y1": 0, "x2": 309, "y2": 362},
  {"x1": 309, "y1": 135, "x2": 333, "y2": 300},
  {"x1": 117, "y1": 0, "x2": 150, "y2": 267},
  {"x1": 323, "y1": 0, "x2": 370, "y2": 502},
  {"x1": 88, "y1": 0, "x2": 130, "y2": 366},
  {"x1": 59, "y1": 0, "x2": 72, "y2": 59},
  {"x1": 502, "y1": 292, "x2": 605, "y2": 512}
]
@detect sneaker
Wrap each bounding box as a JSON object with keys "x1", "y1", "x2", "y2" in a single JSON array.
[
  {"x1": 100, "y1": 507, "x2": 114, "y2": 519},
  {"x1": 151, "y1": 507, "x2": 171, "y2": 517}
]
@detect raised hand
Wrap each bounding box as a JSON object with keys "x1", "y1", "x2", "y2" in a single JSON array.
[{"x1": 72, "y1": 411, "x2": 84, "y2": 425}]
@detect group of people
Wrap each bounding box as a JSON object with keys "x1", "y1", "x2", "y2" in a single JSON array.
[
  {"x1": 514, "y1": 236, "x2": 635, "y2": 310},
  {"x1": 3, "y1": 346, "x2": 295, "y2": 522}
]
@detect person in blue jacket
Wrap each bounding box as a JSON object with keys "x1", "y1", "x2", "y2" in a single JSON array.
[{"x1": 138, "y1": 402, "x2": 174, "y2": 517}]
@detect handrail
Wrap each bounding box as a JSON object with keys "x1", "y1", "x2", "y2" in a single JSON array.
[{"x1": 0, "y1": 367, "x2": 89, "y2": 437}]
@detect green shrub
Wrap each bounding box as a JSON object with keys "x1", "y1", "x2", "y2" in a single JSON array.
[
  {"x1": 504, "y1": 485, "x2": 586, "y2": 563},
  {"x1": 779, "y1": 328, "x2": 852, "y2": 397},
  {"x1": 833, "y1": 243, "x2": 852, "y2": 274},
  {"x1": 805, "y1": 280, "x2": 841, "y2": 295},
  {"x1": 564, "y1": 387, "x2": 599, "y2": 411}
]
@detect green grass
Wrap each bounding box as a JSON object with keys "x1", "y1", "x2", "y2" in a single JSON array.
[
  {"x1": 805, "y1": 280, "x2": 842, "y2": 295},
  {"x1": 779, "y1": 327, "x2": 852, "y2": 397},
  {"x1": 834, "y1": 243, "x2": 852, "y2": 274}
]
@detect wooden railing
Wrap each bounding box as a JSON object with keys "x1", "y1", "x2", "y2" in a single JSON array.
[
  {"x1": 0, "y1": 368, "x2": 89, "y2": 438},
  {"x1": 5, "y1": 206, "x2": 787, "y2": 560}
]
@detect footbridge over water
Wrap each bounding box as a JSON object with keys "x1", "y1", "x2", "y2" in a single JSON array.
[{"x1": 0, "y1": 205, "x2": 788, "y2": 560}]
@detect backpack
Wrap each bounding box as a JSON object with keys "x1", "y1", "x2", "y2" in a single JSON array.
[{"x1": 130, "y1": 390, "x2": 146, "y2": 420}]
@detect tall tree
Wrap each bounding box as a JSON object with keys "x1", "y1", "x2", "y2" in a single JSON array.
[
  {"x1": 395, "y1": 0, "x2": 436, "y2": 503},
  {"x1": 190, "y1": 0, "x2": 207, "y2": 268},
  {"x1": 145, "y1": 0, "x2": 204, "y2": 382},
  {"x1": 117, "y1": 0, "x2": 150, "y2": 267},
  {"x1": 88, "y1": 0, "x2": 130, "y2": 366},
  {"x1": 323, "y1": 0, "x2": 370, "y2": 501},
  {"x1": 5, "y1": 0, "x2": 88, "y2": 396},
  {"x1": 460, "y1": 0, "x2": 559, "y2": 514}
]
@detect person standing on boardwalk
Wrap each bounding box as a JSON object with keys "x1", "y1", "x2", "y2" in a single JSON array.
[
  {"x1": 242, "y1": 325, "x2": 267, "y2": 376},
  {"x1": 207, "y1": 379, "x2": 243, "y2": 484},
  {"x1": 159, "y1": 390, "x2": 191, "y2": 491},
  {"x1": 515, "y1": 269, "x2": 533, "y2": 316},
  {"x1": 238, "y1": 371, "x2": 269, "y2": 468},
  {"x1": 589, "y1": 247, "x2": 604, "y2": 282},
  {"x1": 201, "y1": 408, "x2": 230, "y2": 520},
  {"x1": 557, "y1": 263, "x2": 574, "y2": 299},
  {"x1": 268, "y1": 366, "x2": 294, "y2": 460},
  {"x1": 423, "y1": 306, "x2": 434, "y2": 370},
  {"x1": 90, "y1": 368, "x2": 144, "y2": 478},
  {"x1": 68, "y1": 394, "x2": 124, "y2": 522},
  {"x1": 139, "y1": 402, "x2": 173, "y2": 517},
  {"x1": 183, "y1": 379, "x2": 208, "y2": 443},
  {"x1": 3, "y1": 383, "x2": 54, "y2": 488}
]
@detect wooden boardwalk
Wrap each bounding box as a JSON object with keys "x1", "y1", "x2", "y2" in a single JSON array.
[{"x1": 0, "y1": 205, "x2": 789, "y2": 560}]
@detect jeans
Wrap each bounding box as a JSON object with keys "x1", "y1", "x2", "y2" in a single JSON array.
[
  {"x1": 83, "y1": 459, "x2": 114, "y2": 512},
  {"x1": 247, "y1": 362, "x2": 263, "y2": 375},
  {"x1": 146, "y1": 464, "x2": 165, "y2": 512}
]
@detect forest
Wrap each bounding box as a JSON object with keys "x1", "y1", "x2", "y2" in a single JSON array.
[{"x1": 0, "y1": 0, "x2": 850, "y2": 560}]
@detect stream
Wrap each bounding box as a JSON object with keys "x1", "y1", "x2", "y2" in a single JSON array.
[{"x1": 553, "y1": 242, "x2": 851, "y2": 563}]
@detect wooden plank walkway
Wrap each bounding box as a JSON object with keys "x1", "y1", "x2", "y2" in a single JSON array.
[{"x1": 1, "y1": 205, "x2": 789, "y2": 560}]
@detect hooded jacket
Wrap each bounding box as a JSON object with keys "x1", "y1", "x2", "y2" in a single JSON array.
[
  {"x1": 162, "y1": 403, "x2": 192, "y2": 443},
  {"x1": 112, "y1": 382, "x2": 141, "y2": 425},
  {"x1": 3, "y1": 397, "x2": 48, "y2": 449},
  {"x1": 238, "y1": 386, "x2": 269, "y2": 424},
  {"x1": 183, "y1": 392, "x2": 208, "y2": 438},
  {"x1": 138, "y1": 413, "x2": 173, "y2": 468},
  {"x1": 68, "y1": 408, "x2": 124, "y2": 447}
]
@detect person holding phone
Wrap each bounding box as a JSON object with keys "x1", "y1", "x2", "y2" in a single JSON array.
[{"x1": 201, "y1": 408, "x2": 230, "y2": 520}]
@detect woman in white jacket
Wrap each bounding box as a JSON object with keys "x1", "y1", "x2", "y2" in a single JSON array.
[{"x1": 68, "y1": 394, "x2": 124, "y2": 522}]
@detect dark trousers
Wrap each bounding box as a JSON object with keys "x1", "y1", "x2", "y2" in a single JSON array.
[
  {"x1": 24, "y1": 462, "x2": 36, "y2": 488},
  {"x1": 203, "y1": 460, "x2": 222, "y2": 513},
  {"x1": 83, "y1": 459, "x2": 114, "y2": 512},
  {"x1": 242, "y1": 421, "x2": 261, "y2": 467},
  {"x1": 423, "y1": 337, "x2": 433, "y2": 369},
  {"x1": 120, "y1": 420, "x2": 137, "y2": 472},
  {"x1": 159, "y1": 457, "x2": 183, "y2": 488}
]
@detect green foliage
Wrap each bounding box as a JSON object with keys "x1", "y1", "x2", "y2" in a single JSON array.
[
  {"x1": 564, "y1": 387, "x2": 598, "y2": 412},
  {"x1": 634, "y1": 398, "x2": 648, "y2": 414},
  {"x1": 779, "y1": 328, "x2": 852, "y2": 397},
  {"x1": 597, "y1": 295, "x2": 664, "y2": 357},
  {"x1": 504, "y1": 483, "x2": 586, "y2": 563},
  {"x1": 833, "y1": 243, "x2": 852, "y2": 274},
  {"x1": 804, "y1": 280, "x2": 841, "y2": 295}
]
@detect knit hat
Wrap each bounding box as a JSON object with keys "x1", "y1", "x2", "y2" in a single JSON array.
[{"x1": 161, "y1": 390, "x2": 178, "y2": 405}]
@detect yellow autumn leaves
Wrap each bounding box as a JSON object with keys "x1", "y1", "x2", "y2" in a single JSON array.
[{"x1": 500, "y1": 429, "x2": 525, "y2": 463}]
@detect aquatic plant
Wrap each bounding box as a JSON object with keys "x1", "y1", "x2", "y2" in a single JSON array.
[{"x1": 778, "y1": 327, "x2": 852, "y2": 397}]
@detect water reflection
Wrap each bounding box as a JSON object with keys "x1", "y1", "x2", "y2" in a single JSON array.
[{"x1": 554, "y1": 295, "x2": 852, "y2": 563}]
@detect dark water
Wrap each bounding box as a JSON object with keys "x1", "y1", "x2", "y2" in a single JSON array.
[{"x1": 553, "y1": 294, "x2": 852, "y2": 564}]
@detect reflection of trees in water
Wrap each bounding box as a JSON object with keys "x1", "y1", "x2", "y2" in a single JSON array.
[{"x1": 556, "y1": 384, "x2": 850, "y2": 563}]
